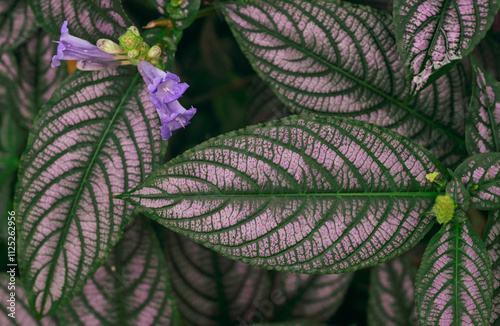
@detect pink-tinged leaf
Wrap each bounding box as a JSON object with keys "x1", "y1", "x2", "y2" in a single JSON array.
[
  {"x1": 455, "y1": 153, "x2": 500, "y2": 209},
  {"x1": 415, "y1": 221, "x2": 493, "y2": 325},
  {"x1": 57, "y1": 217, "x2": 179, "y2": 326},
  {"x1": 445, "y1": 170, "x2": 470, "y2": 211},
  {"x1": 163, "y1": 230, "x2": 269, "y2": 326},
  {"x1": 220, "y1": 0, "x2": 467, "y2": 166},
  {"x1": 30, "y1": 0, "x2": 132, "y2": 42},
  {"x1": 394, "y1": 0, "x2": 500, "y2": 93},
  {"x1": 467, "y1": 60, "x2": 500, "y2": 155},
  {"x1": 484, "y1": 210, "x2": 500, "y2": 324},
  {"x1": 463, "y1": 33, "x2": 500, "y2": 84},
  {"x1": 247, "y1": 79, "x2": 289, "y2": 125},
  {"x1": 121, "y1": 116, "x2": 445, "y2": 273},
  {"x1": 270, "y1": 271, "x2": 353, "y2": 322},
  {"x1": 14, "y1": 68, "x2": 162, "y2": 317},
  {"x1": 368, "y1": 256, "x2": 417, "y2": 326},
  {"x1": 0, "y1": 276, "x2": 58, "y2": 326},
  {"x1": 0, "y1": 0, "x2": 36, "y2": 52}
]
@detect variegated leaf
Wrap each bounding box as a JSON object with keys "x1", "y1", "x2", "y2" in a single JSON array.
[
  {"x1": 0, "y1": 0, "x2": 36, "y2": 52},
  {"x1": 467, "y1": 59, "x2": 500, "y2": 155},
  {"x1": 0, "y1": 276, "x2": 58, "y2": 326},
  {"x1": 484, "y1": 210, "x2": 500, "y2": 325},
  {"x1": 415, "y1": 221, "x2": 493, "y2": 325},
  {"x1": 30, "y1": 0, "x2": 131, "y2": 42},
  {"x1": 469, "y1": 33, "x2": 500, "y2": 83},
  {"x1": 57, "y1": 217, "x2": 179, "y2": 326},
  {"x1": 455, "y1": 153, "x2": 500, "y2": 210},
  {"x1": 163, "y1": 230, "x2": 269, "y2": 326},
  {"x1": 445, "y1": 170, "x2": 470, "y2": 211},
  {"x1": 120, "y1": 116, "x2": 445, "y2": 273},
  {"x1": 270, "y1": 271, "x2": 353, "y2": 322},
  {"x1": 14, "y1": 68, "x2": 162, "y2": 317},
  {"x1": 253, "y1": 323, "x2": 328, "y2": 326},
  {"x1": 368, "y1": 256, "x2": 417, "y2": 326},
  {"x1": 394, "y1": 0, "x2": 500, "y2": 93},
  {"x1": 219, "y1": 0, "x2": 467, "y2": 166}
]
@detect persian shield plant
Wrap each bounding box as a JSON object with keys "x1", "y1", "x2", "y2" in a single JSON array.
[{"x1": 1, "y1": 0, "x2": 499, "y2": 325}]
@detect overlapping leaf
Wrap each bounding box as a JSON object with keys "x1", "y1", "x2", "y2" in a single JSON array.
[
  {"x1": 270, "y1": 271, "x2": 353, "y2": 322},
  {"x1": 29, "y1": 0, "x2": 131, "y2": 42},
  {"x1": 121, "y1": 116, "x2": 445, "y2": 273},
  {"x1": 0, "y1": 276, "x2": 57, "y2": 326},
  {"x1": 14, "y1": 68, "x2": 162, "y2": 317},
  {"x1": 415, "y1": 221, "x2": 493, "y2": 325},
  {"x1": 455, "y1": 153, "x2": 500, "y2": 209},
  {"x1": 393, "y1": 0, "x2": 500, "y2": 93},
  {"x1": 484, "y1": 210, "x2": 500, "y2": 325},
  {"x1": 219, "y1": 0, "x2": 467, "y2": 166},
  {"x1": 57, "y1": 217, "x2": 178, "y2": 325},
  {"x1": 0, "y1": 0, "x2": 36, "y2": 52},
  {"x1": 368, "y1": 256, "x2": 417, "y2": 326},
  {"x1": 467, "y1": 60, "x2": 500, "y2": 155},
  {"x1": 470, "y1": 34, "x2": 500, "y2": 83},
  {"x1": 163, "y1": 230, "x2": 269, "y2": 326}
]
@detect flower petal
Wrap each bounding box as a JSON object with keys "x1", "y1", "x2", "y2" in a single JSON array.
[{"x1": 138, "y1": 60, "x2": 167, "y2": 86}]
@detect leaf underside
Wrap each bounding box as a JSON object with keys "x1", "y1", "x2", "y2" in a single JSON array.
[
  {"x1": 484, "y1": 210, "x2": 500, "y2": 325},
  {"x1": 14, "y1": 68, "x2": 162, "y2": 317},
  {"x1": 0, "y1": 0, "x2": 36, "y2": 52},
  {"x1": 416, "y1": 221, "x2": 493, "y2": 325},
  {"x1": 57, "y1": 217, "x2": 178, "y2": 326},
  {"x1": 467, "y1": 60, "x2": 500, "y2": 155},
  {"x1": 220, "y1": 0, "x2": 467, "y2": 166},
  {"x1": 123, "y1": 115, "x2": 444, "y2": 273},
  {"x1": 394, "y1": 0, "x2": 500, "y2": 93}
]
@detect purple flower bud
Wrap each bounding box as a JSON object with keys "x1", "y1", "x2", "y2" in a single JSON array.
[
  {"x1": 51, "y1": 21, "x2": 117, "y2": 68},
  {"x1": 138, "y1": 61, "x2": 196, "y2": 140}
]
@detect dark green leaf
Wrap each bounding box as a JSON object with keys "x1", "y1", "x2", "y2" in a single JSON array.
[{"x1": 484, "y1": 210, "x2": 500, "y2": 325}]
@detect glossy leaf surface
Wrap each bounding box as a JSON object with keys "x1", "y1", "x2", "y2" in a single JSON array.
[
  {"x1": 393, "y1": 0, "x2": 500, "y2": 93},
  {"x1": 455, "y1": 153, "x2": 500, "y2": 210},
  {"x1": 368, "y1": 256, "x2": 417, "y2": 326},
  {"x1": 467, "y1": 60, "x2": 500, "y2": 155},
  {"x1": 416, "y1": 221, "x2": 493, "y2": 325},
  {"x1": 57, "y1": 217, "x2": 178, "y2": 326},
  {"x1": 122, "y1": 116, "x2": 444, "y2": 273},
  {"x1": 30, "y1": 0, "x2": 131, "y2": 42},
  {"x1": 0, "y1": 0, "x2": 36, "y2": 52},
  {"x1": 484, "y1": 210, "x2": 500, "y2": 325},
  {"x1": 220, "y1": 0, "x2": 467, "y2": 166},
  {"x1": 15, "y1": 68, "x2": 162, "y2": 317},
  {"x1": 163, "y1": 230, "x2": 268, "y2": 326}
]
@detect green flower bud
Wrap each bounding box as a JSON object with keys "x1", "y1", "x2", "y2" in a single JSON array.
[
  {"x1": 433, "y1": 195, "x2": 454, "y2": 225},
  {"x1": 119, "y1": 26, "x2": 143, "y2": 51}
]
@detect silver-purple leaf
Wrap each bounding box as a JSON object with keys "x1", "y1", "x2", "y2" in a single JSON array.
[
  {"x1": 57, "y1": 217, "x2": 178, "y2": 326},
  {"x1": 368, "y1": 256, "x2": 417, "y2": 326},
  {"x1": 467, "y1": 60, "x2": 500, "y2": 155},
  {"x1": 445, "y1": 170, "x2": 470, "y2": 211},
  {"x1": 220, "y1": 0, "x2": 467, "y2": 166},
  {"x1": 0, "y1": 276, "x2": 58, "y2": 326},
  {"x1": 484, "y1": 210, "x2": 500, "y2": 325},
  {"x1": 121, "y1": 116, "x2": 445, "y2": 273},
  {"x1": 394, "y1": 0, "x2": 500, "y2": 93},
  {"x1": 163, "y1": 230, "x2": 269, "y2": 326},
  {"x1": 0, "y1": 0, "x2": 36, "y2": 52},
  {"x1": 30, "y1": 0, "x2": 131, "y2": 43},
  {"x1": 270, "y1": 271, "x2": 353, "y2": 322},
  {"x1": 14, "y1": 68, "x2": 162, "y2": 317},
  {"x1": 455, "y1": 153, "x2": 500, "y2": 210},
  {"x1": 415, "y1": 221, "x2": 493, "y2": 325}
]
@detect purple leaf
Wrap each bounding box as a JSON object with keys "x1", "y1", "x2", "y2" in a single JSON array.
[
  {"x1": 0, "y1": 0, "x2": 36, "y2": 52},
  {"x1": 484, "y1": 210, "x2": 500, "y2": 324},
  {"x1": 394, "y1": 0, "x2": 500, "y2": 93},
  {"x1": 30, "y1": 0, "x2": 132, "y2": 43},
  {"x1": 163, "y1": 230, "x2": 269, "y2": 326},
  {"x1": 416, "y1": 221, "x2": 493, "y2": 325},
  {"x1": 467, "y1": 59, "x2": 500, "y2": 155},
  {"x1": 57, "y1": 217, "x2": 179, "y2": 325},
  {"x1": 220, "y1": 0, "x2": 467, "y2": 166},
  {"x1": 368, "y1": 256, "x2": 418, "y2": 326},
  {"x1": 455, "y1": 153, "x2": 500, "y2": 210},
  {"x1": 121, "y1": 116, "x2": 445, "y2": 273},
  {"x1": 14, "y1": 68, "x2": 162, "y2": 317}
]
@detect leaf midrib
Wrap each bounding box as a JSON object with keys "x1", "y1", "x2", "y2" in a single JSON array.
[
  {"x1": 38, "y1": 72, "x2": 140, "y2": 316},
  {"x1": 224, "y1": 2, "x2": 466, "y2": 148}
]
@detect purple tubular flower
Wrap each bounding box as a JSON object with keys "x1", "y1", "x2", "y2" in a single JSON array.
[
  {"x1": 138, "y1": 61, "x2": 196, "y2": 140},
  {"x1": 51, "y1": 21, "x2": 117, "y2": 68}
]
